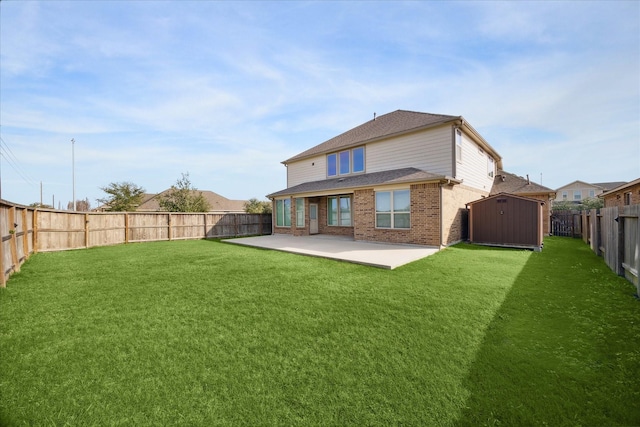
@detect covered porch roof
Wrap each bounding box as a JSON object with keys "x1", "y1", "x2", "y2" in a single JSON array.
[{"x1": 267, "y1": 167, "x2": 460, "y2": 199}]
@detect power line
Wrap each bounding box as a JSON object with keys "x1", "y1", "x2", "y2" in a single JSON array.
[{"x1": 0, "y1": 137, "x2": 37, "y2": 187}]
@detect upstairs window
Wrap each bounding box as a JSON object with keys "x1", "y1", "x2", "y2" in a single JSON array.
[
  {"x1": 327, "y1": 147, "x2": 365, "y2": 177},
  {"x1": 574, "y1": 191, "x2": 582, "y2": 201},
  {"x1": 327, "y1": 153, "x2": 337, "y2": 176},
  {"x1": 353, "y1": 147, "x2": 365, "y2": 173},
  {"x1": 339, "y1": 151, "x2": 350, "y2": 175},
  {"x1": 624, "y1": 192, "x2": 631, "y2": 205},
  {"x1": 456, "y1": 129, "x2": 462, "y2": 162},
  {"x1": 487, "y1": 156, "x2": 494, "y2": 178},
  {"x1": 562, "y1": 191, "x2": 568, "y2": 200}
]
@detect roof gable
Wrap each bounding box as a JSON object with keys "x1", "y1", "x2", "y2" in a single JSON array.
[
  {"x1": 284, "y1": 110, "x2": 460, "y2": 164},
  {"x1": 467, "y1": 192, "x2": 544, "y2": 207}
]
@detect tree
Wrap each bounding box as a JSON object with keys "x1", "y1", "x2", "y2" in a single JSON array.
[
  {"x1": 244, "y1": 198, "x2": 272, "y2": 214},
  {"x1": 67, "y1": 198, "x2": 91, "y2": 212},
  {"x1": 97, "y1": 182, "x2": 146, "y2": 212},
  {"x1": 552, "y1": 197, "x2": 604, "y2": 212},
  {"x1": 158, "y1": 172, "x2": 211, "y2": 212},
  {"x1": 581, "y1": 197, "x2": 604, "y2": 210}
]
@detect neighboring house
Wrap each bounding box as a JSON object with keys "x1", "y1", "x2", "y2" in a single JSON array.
[
  {"x1": 266, "y1": 110, "x2": 502, "y2": 247},
  {"x1": 599, "y1": 178, "x2": 640, "y2": 208},
  {"x1": 137, "y1": 190, "x2": 246, "y2": 213},
  {"x1": 490, "y1": 170, "x2": 556, "y2": 235},
  {"x1": 554, "y1": 180, "x2": 626, "y2": 204}
]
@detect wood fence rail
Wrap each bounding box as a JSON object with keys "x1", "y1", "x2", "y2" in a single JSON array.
[{"x1": 0, "y1": 200, "x2": 272, "y2": 287}]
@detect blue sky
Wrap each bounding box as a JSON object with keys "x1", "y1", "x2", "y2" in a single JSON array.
[{"x1": 1, "y1": 1, "x2": 638, "y2": 208}]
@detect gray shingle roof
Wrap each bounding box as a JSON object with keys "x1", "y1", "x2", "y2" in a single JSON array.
[
  {"x1": 138, "y1": 189, "x2": 246, "y2": 212},
  {"x1": 592, "y1": 181, "x2": 627, "y2": 191},
  {"x1": 284, "y1": 110, "x2": 460, "y2": 163},
  {"x1": 490, "y1": 170, "x2": 555, "y2": 196},
  {"x1": 267, "y1": 168, "x2": 450, "y2": 198}
]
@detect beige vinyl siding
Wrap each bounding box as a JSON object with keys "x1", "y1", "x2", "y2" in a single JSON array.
[
  {"x1": 366, "y1": 126, "x2": 453, "y2": 176},
  {"x1": 287, "y1": 155, "x2": 327, "y2": 187},
  {"x1": 456, "y1": 132, "x2": 496, "y2": 191}
]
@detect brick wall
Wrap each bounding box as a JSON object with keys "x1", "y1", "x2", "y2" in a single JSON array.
[
  {"x1": 353, "y1": 184, "x2": 441, "y2": 246},
  {"x1": 519, "y1": 193, "x2": 553, "y2": 235},
  {"x1": 441, "y1": 185, "x2": 488, "y2": 245}
]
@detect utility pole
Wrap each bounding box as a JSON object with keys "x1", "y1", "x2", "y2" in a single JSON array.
[{"x1": 72, "y1": 138, "x2": 76, "y2": 211}]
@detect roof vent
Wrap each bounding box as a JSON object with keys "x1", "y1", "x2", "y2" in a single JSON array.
[
  {"x1": 373, "y1": 112, "x2": 376, "y2": 120},
  {"x1": 501, "y1": 175, "x2": 506, "y2": 182}
]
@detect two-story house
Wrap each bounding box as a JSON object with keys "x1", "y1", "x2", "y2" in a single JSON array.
[
  {"x1": 554, "y1": 180, "x2": 626, "y2": 204},
  {"x1": 267, "y1": 110, "x2": 502, "y2": 247}
]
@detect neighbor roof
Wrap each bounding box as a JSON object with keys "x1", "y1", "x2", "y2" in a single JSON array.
[
  {"x1": 138, "y1": 190, "x2": 246, "y2": 212},
  {"x1": 599, "y1": 177, "x2": 640, "y2": 197},
  {"x1": 591, "y1": 181, "x2": 628, "y2": 191},
  {"x1": 284, "y1": 110, "x2": 460, "y2": 164},
  {"x1": 490, "y1": 170, "x2": 555, "y2": 196},
  {"x1": 267, "y1": 167, "x2": 455, "y2": 198}
]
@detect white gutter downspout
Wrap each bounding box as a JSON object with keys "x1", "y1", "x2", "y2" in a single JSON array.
[{"x1": 439, "y1": 183, "x2": 444, "y2": 248}]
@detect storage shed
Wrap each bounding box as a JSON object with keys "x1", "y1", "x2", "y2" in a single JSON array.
[{"x1": 467, "y1": 193, "x2": 544, "y2": 251}]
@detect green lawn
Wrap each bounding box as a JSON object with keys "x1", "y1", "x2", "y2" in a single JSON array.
[{"x1": 0, "y1": 237, "x2": 638, "y2": 426}]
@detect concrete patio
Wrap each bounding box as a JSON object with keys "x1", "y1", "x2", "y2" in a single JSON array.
[{"x1": 223, "y1": 234, "x2": 440, "y2": 269}]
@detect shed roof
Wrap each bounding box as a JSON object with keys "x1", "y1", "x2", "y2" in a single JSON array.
[
  {"x1": 267, "y1": 167, "x2": 455, "y2": 198},
  {"x1": 467, "y1": 192, "x2": 545, "y2": 207}
]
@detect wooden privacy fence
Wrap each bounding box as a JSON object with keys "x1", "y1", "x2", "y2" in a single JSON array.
[
  {"x1": 0, "y1": 200, "x2": 272, "y2": 287},
  {"x1": 551, "y1": 210, "x2": 582, "y2": 237},
  {"x1": 581, "y1": 205, "x2": 640, "y2": 293}
]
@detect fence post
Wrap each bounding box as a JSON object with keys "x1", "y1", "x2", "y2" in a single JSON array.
[
  {"x1": 234, "y1": 214, "x2": 238, "y2": 237},
  {"x1": 1, "y1": 206, "x2": 5, "y2": 287},
  {"x1": 617, "y1": 210, "x2": 625, "y2": 276},
  {"x1": 593, "y1": 209, "x2": 601, "y2": 256},
  {"x1": 33, "y1": 209, "x2": 39, "y2": 253},
  {"x1": 125, "y1": 213, "x2": 129, "y2": 244},
  {"x1": 22, "y1": 208, "x2": 30, "y2": 261},
  {"x1": 9, "y1": 207, "x2": 19, "y2": 273},
  {"x1": 84, "y1": 213, "x2": 90, "y2": 248},
  {"x1": 168, "y1": 213, "x2": 172, "y2": 241}
]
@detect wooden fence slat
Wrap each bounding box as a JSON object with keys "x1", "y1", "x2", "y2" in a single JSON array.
[{"x1": 9, "y1": 207, "x2": 19, "y2": 273}]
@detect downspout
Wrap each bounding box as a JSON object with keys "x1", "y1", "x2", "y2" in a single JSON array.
[{"x1": 439, "y1": 183, "x2": 444, "y2": 248}]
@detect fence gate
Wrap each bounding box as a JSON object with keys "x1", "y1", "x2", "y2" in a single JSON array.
[{"x1": 551, "y1": 210, "x2": 582, "y2": 237}]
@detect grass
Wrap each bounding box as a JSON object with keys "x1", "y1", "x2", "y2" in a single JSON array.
[{"x1": 0, "y1": 237, "x2": 638, "y2": 426}]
